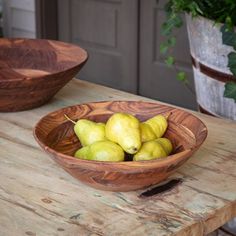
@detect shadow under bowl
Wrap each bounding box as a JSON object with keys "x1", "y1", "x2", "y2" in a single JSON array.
[
  {"x1": 34, "y1": 100, "x2": 208, "y2": 192},
  {"x1": 0, "y1": 38, "x2": 88, "y2": 112}
]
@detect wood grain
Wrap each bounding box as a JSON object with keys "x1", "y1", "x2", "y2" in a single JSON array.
[
  {"x1": 0, "y1": 38, "x2": 88, "y2": 112},
  {"x1": 34, "y1": 101, "x2": 207, "y2": 191},
  {"x1": 0, "y1": 79, "x2": 235, "y2": 236}
]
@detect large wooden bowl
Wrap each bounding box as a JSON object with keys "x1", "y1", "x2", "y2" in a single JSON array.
[
  {"x1": 34, "y1": 101, "x2": 207, "y2": 192},
  {"x1": 0, "y1": 38, "x2": 88, "y2": 112}
]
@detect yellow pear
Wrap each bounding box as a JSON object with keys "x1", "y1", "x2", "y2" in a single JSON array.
[
  {"x1": 74, "y1": 145, "x2": 90, "y2": 160},
  {"x1": 133, "y1": 140, "x2": 167, "y2": 161},
  {"x1": 72, "y1": 118, "x2": 107, "y2": 146},
  {"x1": 105, "y1": 113, "x2": 141, "y2": 154},
  {"x1": 144, "y1": 114, "x2": 168, "y2": 138},
  {"x1": 75, "y1": 140, "x2": 124, "y2": 162},
  {"x1": 140, "y1": 123, "x2": 157, "y2": 142},
  {"x1": 155, "y1": 138, "x2": 173, "y2": 155}
]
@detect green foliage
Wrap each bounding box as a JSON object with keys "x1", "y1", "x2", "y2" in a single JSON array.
[
  {"x1": 160, "y1": 43, "x2": 168, "y2": 54},
  {"x1": 161, "y1": 13, "x2": 183, "y2": 36},
  {"x1": 220, "y1": 25, "x2": 236, "y2": 101},
  {"x1": 160, "y1": 37, "x2": 176, "y2": 55},
  {"x1": 168, "y1": 37, "x2": 176, "y2": 47},
  {"x1": 224, "y1": 82, "x2": 236, "y2": 102},
  {"x1": 228, "y1": 52, "x2": 236, "y2": 76},
  {"x1": 162, "y1": 0, "x2": 236, "y2": 102},
  {"x1": 165, "y1": 56, "x2": 174, "y2": 66},
  {"x1": 177, "y1": 72, "x2": 187, "y2": 83},
  {"x1": 221, "y1": 25, "x2": 236, "y2": 50},
  {"x1": 164, "y1": 0, "x2": 236, "y2": 25}
]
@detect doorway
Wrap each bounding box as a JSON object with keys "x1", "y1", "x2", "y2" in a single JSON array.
[{"x1": 40, "y1": 0, "x2": 197, "y2": 109}]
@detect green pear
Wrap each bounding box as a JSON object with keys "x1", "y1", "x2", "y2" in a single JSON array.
[
  {"x1": 75, "y1": 140, "x2": 124, "y2": 162},
  {"x1": 105, "y1": 113, "x2": 141, "y2": 154},
  {"x1": 140, "y1": 123, "x2": 157, "y2": 142},
  {"x1": 72, "y1": 118, "x2": 107, "y2": 146},
  {"x1": 144, "y1": 114, "x2": 168, "y2": 138},
  {"x1": 133, "y1": 140, "x2": 167, "y2": 161},
  {"x1": 74, "y1": 145, "x2": 90, "y2": 160},
  {"x1": 88, "y1": 140, "x2": 124, "y2": 161},
  {"x1": 155, "y1": 138, "x2": 173, "y2": 155}
]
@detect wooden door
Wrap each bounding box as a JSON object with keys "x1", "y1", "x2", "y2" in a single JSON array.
[
  {"x1": 139, "y1": 0, "x2": 197, "y2": 109},
  {"x1": 57, "y1": 0, "x2": 139, "y2": 93}
]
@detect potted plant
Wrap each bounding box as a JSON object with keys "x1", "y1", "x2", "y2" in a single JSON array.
[{"x1": 161, "y1": 0, "x2": 236, "y2": 121}]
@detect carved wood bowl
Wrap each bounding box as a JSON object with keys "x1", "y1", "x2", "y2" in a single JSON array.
[
  {"x1": 0, "y1": 38, "x2": 88, "y2": 112},
  {"x1": 34, "y1": 101, "x2": 208, "y2": 192}
]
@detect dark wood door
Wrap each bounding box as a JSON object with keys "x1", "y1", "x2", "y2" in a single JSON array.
[
  {"x1": 139, "y1": 0, "x2": 196, "y2": 109},
  {"x1": 58, "y1": 0, "x2": 139, "y2": 93},
  {"x1": 57, "y1": 0, "x2": 196, "y2": 109}
]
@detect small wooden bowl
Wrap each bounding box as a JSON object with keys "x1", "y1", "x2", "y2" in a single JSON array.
[
  {"x1": 0, "y1": 38, "x2": 88, "y2": 112},
  {"x1": 34, "y1": 101, "x2": 207, "y2": 192}
]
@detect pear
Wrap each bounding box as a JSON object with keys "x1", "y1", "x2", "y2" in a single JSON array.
[
  {"x1": 74, "y1": 145, "x2": 90, "y2": 160},
  {"x1": 74, "y1": 141, "x2": 124, "y2": 162},
  {"x1": 88, "y1": 140, "x2": 124, "y2": 161},
  {"x1": 133, "y1": 140, "x2": 167, "y2": 161},
  {"x1": 105, "y1": 113, "x2": 141, "y2": 154},
  {"x1": 65, "y1": 115, "x2": 107, "y2": 147},
  {"x1": 144, "y1": 114, "x2": 168, "y2": 138},
  {"x1": 140, "y1": 123, "x2": 157, "y2": 142},
  {"x1": 155, "y1": 138, "x2": 173, "y2": 155},
  {"x1": 75, "y1": 120, "x2": 107, "y2": 146}
]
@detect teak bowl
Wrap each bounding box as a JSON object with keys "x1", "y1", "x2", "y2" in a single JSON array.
[
  {"x1": 34, "y1": 101, "x2": 208, "y2": 192},
  {"x1": 0, "y1": 38, "x2": 88, "y2": 112}
]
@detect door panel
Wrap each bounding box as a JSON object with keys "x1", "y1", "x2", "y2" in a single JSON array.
[
  {"x1": 58, "y1": 0, "x2": 138, "y2": 93},
  {"x1": 57, "y1": 0, "x2": 196, "y2": 109},
  {"x1": 139, "y1": 0, "x2": 197, "y2": 109},
  {"x1": 2, "y1": 0, "x2": 36, "y2": 38}
]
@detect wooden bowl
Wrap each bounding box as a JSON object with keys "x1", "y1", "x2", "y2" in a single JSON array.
[
  {"x1": 0, "y1": 38, "x2": 88, "y2": 112},
  {"x1": 34, "y1": 101, "x2": 207, "y2": 192}
]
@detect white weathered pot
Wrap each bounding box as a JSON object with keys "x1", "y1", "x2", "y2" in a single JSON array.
[{"x1": 186, "y1": 14, "x2": 236, "y2": 120}]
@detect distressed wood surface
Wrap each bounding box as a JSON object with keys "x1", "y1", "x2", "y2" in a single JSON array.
[{"x1": 0, "y1": 79, "x2": 236, "y2": 236}]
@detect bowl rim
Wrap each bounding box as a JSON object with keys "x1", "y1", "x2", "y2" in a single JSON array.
[
  {"x1": 0, "y1": 38, "x2": 88, "y2": 83},
  {"x1": 33, "y1": 100, "x2": 208, "y2": 169}
]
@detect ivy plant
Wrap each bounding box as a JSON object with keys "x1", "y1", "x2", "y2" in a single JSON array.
[{"x1": 161, "y1": 0, "x2": 236, "y2": 102}]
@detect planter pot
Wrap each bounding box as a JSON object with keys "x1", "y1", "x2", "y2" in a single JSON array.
[
  {"x1": 186, "y1": 14, "x2": 236, "y2": 120},
  {"x1": 186, "y1": 14, "x2": 236, "y2": 235}
]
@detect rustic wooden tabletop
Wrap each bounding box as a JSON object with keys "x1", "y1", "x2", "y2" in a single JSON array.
[{"x1": 0, "y1": 79, "x2": 235, "y2": 236}]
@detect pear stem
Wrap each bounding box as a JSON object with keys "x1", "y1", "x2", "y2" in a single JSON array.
[
  {"x1": 64, "y1": 114, "x2": 77, "y2": 125},
  {"x1": 164, "y1": 112, "x2": 172, "y2": 120}
]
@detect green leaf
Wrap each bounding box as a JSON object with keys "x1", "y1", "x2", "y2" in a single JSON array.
[
  {"x1": 189, "y1": 2, "x2": 203, "y2": 16},
  {"x1": 177, "y1": 72, "x2": 187, "y2": 82},
  {"x1": 221, "y1": 25, "x2": 236, "y2": 49},
  {"x1": 173, "y1": 15, "x2": 183, "y2": 28},
  {"x1": 161, "y1": 14, "x2": 183, "y2": 36},
  {"x1": 224, "y1": 82, "x2": 236, "y2": 102},
  {"x1": 165, "y1": 56, "x2": 174, "y2": 66},
  {"x1": 168, "y1": 37, "x2": 176, "y2": 47},
  {"x1": 225, "y1": 16, "x2": 234, "y2": 30},
  {"x1": 228, "y1": 52, "x2": 236, "y2": 76},
  {"x1": 161, "y1": 22, "x2": 172, "y2": 36},
  {"x1": 160, "y1": 43, "x2": 169, "y2": 54}
]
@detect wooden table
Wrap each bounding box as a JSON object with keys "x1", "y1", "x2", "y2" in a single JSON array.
[{"x1": 0, "y1": 79, "x2": 236, "y2": 236}]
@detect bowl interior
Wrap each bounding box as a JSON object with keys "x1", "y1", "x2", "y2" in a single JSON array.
[
  {"x1": 35, "y1": 101, "x2": 207, "y2": 163},
  {"x1": 0, "y1": 38, "x2": 87, "y2": 80}
]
